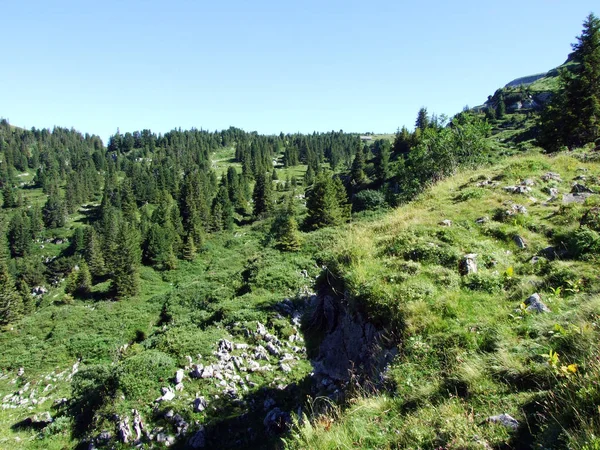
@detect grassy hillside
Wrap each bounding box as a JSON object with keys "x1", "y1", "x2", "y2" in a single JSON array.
[{"x1": 284, "y1": 149, "x2": 600, "y2": 449}]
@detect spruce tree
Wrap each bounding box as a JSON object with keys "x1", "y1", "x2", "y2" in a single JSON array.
[
  {"x1": 415, "y1": 107, "x2": 430, "y2": 131},
  {"x1": 0, "y1": 262, "x2": 23, "y2": 324},
  {"x1": 304, "y1": 172, "x2": 350, "y2": 230},
  {"x1": 540, "y1": 13, "x2": 600, "y2": 150},
  {"x1": 374, "y1": 139, "x2": 391, "y2": 183},
  {"x1": 182, "y1": 233, "x2": 197, "y2": 261},
  {"x1": 83, "y1": 226, "x2": 105, "y2": 279},
  {"x1": 43, "y1": 189, "x2": 67, "y2": 228},
  {"x1": 7, "y1": 211, "x2": 31, "y2": 257},
  {"x1": 272, "y1": 196, "x2": 302, "y2": 251},
  {"x1": 351, "y1": 141, "x2": 366, "y2": 184},
  {"x1": 252, "y1": 172, "x2": 273, "y2": 219},
  {"x1": 111, "y1": 221, "x2": 142, "y2": 299}
]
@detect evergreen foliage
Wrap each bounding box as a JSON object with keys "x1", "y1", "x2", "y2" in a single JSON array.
[
  {"x1": 539, "y1": 13, "x2": 600, "y2": 150},
  {"x1": 304, "y1": 171, "x2": 350, "y2": 230}
]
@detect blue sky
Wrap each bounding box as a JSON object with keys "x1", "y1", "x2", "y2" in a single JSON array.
[{"x1": 1, "y1": 1, "x2": 597, "y2": 142}]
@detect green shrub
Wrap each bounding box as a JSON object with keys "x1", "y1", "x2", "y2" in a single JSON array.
[
  {"x1": 118, "y1": 350, "x2": 176, "y2": 398},
  {"x1": 462, "y1": 272, "x2": 503, "y2": 293},
  {"x1": 352, "y1": 189, "x2": 386, "y2": 213},
  {"x1": 453, "y1": 187, "x2": 486, "y2": 202},
  {"x1": 71, "y1": 365, "x2": 119, "y2": 434}
]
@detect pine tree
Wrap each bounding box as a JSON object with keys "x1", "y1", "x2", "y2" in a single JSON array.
[
  {"x1": 0, "y1": 262, "x2": 23, "y2": 325},
  {"x1": 415, "y1": 107, "x2": 430, "y2": 131},
  {"x1": 496, "y1": 95, "x2": 506, "y2": 119},
  {"x1": 7, "y1": 211, "x2": 31, "y2": 257},
  {"x1": 350, "y1": 141, "x2": 366, "y2": 184},
  {"x1": 374, "y1": 139, "x2": 391, "y2": 183},
  {"x1": 111, "y1": 221, "x2": 142, "y2": 299},
  {"x1": 272, "y1": 196, "x2": 302, "y2": 251},
  {"x1": 182, "y1": 233, "x2": 197, "y2": 261},
  {"x1": 83, "y1": 226, "x2": 105, "y2": 279},
  {"x1": 252, "y1": 172, "x2": 273, "y2": 219},
  {"x1": 75, "y1": 262, "x2": 92, "y2": 297},
  {"x1": 304, "y1": 172, "x2": 350, "y2": 230},
  {"x1": 43, "y1": 189, "x2": 67, "y2": 228},
  {"x1": 540, "y1": 14, "x2": 600, "y2": 150}
]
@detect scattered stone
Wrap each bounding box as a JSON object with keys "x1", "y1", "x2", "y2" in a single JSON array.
[
  {"x1": 571, "y1": 183, "x2": 594, "y2": 194},
  {"x1": 254, "y1": 346, "x2": 269, "y2": 361},
  {"x1": 117, "y1": 416, "x2": 131, "y2": 443},
  {"x1": 172, "y1": 414, "x2": 189, "y2": 435},
  {"x1": 504, "y1": 185, "x2": 532, "y2": 195},
  {"x1": 522, "y1": 178, "x2": 535, "y2": 186},
  {"x1": 156, "y1": 432, "x2": 175, "y2": 446},
  {"x1": 235, "y1": 343, "x2": 248, "y2": 350},
  {"x1": 96, "y1": 431, "x2": 111, "y2": 444},
  {"x1": 459, "y1": 254, "x2": 478, "y2": 276},
  {"x1": 31, "y1": 286, "x2": 48, "y2": 296},
  {"x1": 475, "y1": 216, "x2": 489, "y2": 224},
  {"x1": 175, "y1": 383, "x2": 184, "y2": 391},
  {"x1": 265, "y1": 342, "x2": 280, "y2": 356},
  {"x1": 132, "y1": 409, "x2": 144, "y2": 441},
  {"x1": 190, "y1": 364, "x2": 204, "y2": 379},
  {"x1": 280, "y1": 363, "x2": 292, "y2": 374},
  {"x1": 544, "y1": 187, "x2": 559, "y2": 198},
  {"x1": 157, "y1": 387, "x2": 175, "y2": 402},
  {"x1": 256, "y1": 322, "x2": 268, "y2": 336},
  {"x1": 542, "y1": 172, "x2": 562, "y2": 182},
  {"x1": 17, "y1": 368, "x2": 24, "y2": 377},
  {"x1": 174, "y1": 369, "x2": 184, "y2": 384},
  {"x1": 218, "y1": 339, "x2": 234, "y2": 353},
  {"x1": 513, "y1": 235, "x2": 527, "y2": 249},
  {"x1": 439, "y1": 219, "x2": 452, "y2": 227},
  {"x1": 193, "y1": 396, "x2": 208, "y2": 413},
  {"x1": 563, "y1": 193, "x2": 593, "y2": 204},
  {"x1": 524, "y1": 293, "x2": 550, "y2": 313},
  {"x1": 486, "y1": 413, "x2": 519, "y2": 430}
]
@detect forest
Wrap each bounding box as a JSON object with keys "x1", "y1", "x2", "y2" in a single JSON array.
[{"x1": 0, "y1": 12, "x2": 599, "y2": 450}]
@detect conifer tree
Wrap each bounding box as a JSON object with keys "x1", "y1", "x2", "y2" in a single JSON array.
[
  {"x1": 351, "y1": 141, "x2": 366, "y2": 184},
  {"x1": 182, "y1": 233, "x2": 197, "y2": 261},
  {"x1": 415, "y1": 107, "x2": 430, "y2": 131},
  {"x1": 83, "y1": 226, "x2": 105, "y2": 279},
  {"x1": 272, "y1": 195, "x2": 302, "y2": 251},
  {"x1": 42, "y1": 189, "x2": 66, "y2": 228},
  {"x1": 374, "y1": 139, "x2": 391, "y2": 183},
  {"x1": 76, "y1": 262, "x2": 92, "y2": 297},
  {"x1": 7, "y1": 211, "x2": 31, "y2": 257},
  {"x1": 0, "y1": 231, "x2": 23, "y2": 324},
  {"x1": 540, "y1": 13, "x2": 600, "y2": 150},
  {"x1": 304, "y1": 172, "x2": 350, "y2": 230},
  {"x1": 0, "y1": 262, "x2": 23, "y2": 324},
  {"x1": 111, "y1": 221, "x2": 142, "y2": 299},
  {"x1": 252, "y1": 172, "x2": 273, "y2": 219}
]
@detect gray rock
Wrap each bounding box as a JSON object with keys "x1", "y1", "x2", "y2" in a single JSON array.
[
  {"x1": 254, "y1": 346, "x2": 269, "y2": 361},
  {"x1": 280, "y1": 363, "x2": 292, "y2": 374},
  {"x1": 218, "y1": 339, "x2": 234, "y2": 353},
  {"x1": 513, "y1": 235, "x2": 527, "y2": 249},
  {"x1": 572, "y1": 183, "x2": 593, "y2": 194},
  {"x1": 190, "y1": 364, "x2": 204, "y2": 379},
  {"x1": 17, "y1": 368, "x2": 24, "y2": 377},
  {"x1": 459, "y1": 254, "x2": 478, "y2": 276},
  {"x1": 486, "y1": 413, "x2": 519, "y2": 430},
  {"x1": 117, "y1": 416, "x2": 131, "y2": 443},
  {"x1": 563, "y1": 193, "x2": 593, "y2": 204},
  {"x1": 156, "y1": 432, "x2": 175, "y2": 446},
  {"x1": 522, "y1": 178, "x2": 535, "y2": 186},
  {"x1": 96, "y1": 431, "x2": 111, "y2": 443},
  {"x1": 542, "y1": 172, "x2": 562, "y2": 182},
  {"x1": 193, "y1": 396, "x2": 208, "y2": 413},
  {"x1": 256, "y1": 322, "x2": 268, "y2": 336},
  {"x1": 544, "y1": 187, "x2": 559, "y2": 198},
  {"x1": 188, "y1": 426, "x2": 206, "y2": 449},
  {"x1": 525, "y1": 293, "x2": 550, "y2": 313},
  {"x1": 265, "y1": 342, "x2": 280, "y2": 356},
  {"x1": 439, "y1": 219, "x2": 452, "y2": 227},
  {"x1": 174, "y1": 369, "x2": 184, "y2": 384},
  {"x1": 475, "y1": 216, "x2": 489, "y2": 224}
]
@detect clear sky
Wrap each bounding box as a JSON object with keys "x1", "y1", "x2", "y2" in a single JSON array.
[{"x1": 1, "y1": 1, "x2": 597, "y2": 142}]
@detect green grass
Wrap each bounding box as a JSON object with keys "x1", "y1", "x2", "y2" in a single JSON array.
[{"x1": 284, "y1": 149, "x2": 600, "y2": 450}]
